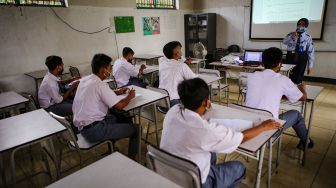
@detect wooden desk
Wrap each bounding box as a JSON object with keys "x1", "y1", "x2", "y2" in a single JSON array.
[
  {"x1": 0, "y1": 91, "x2": 28, "y2": 111},
  {"x1": 0, "y1": 109, "x2": 66, "y2": 186},
  {"x1": 47, "y1": 152, "x2": 181, "y2": 188},
  {"x1": 209, "y1": 104, "x2": 286, "y2": 188},
  {"x1": 123, "y1": 86, "x2": 168, "y2": 161}
]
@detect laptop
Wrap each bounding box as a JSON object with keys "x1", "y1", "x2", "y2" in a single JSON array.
[{"x1": 243, "y1": 51, "x2": 262, "y2": 66}]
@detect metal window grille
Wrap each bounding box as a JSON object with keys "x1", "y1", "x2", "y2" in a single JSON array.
[
  {"x1": 0, "y1": 0, "x2": 68, "y2": 7},
  {"x1": 136, "y1": 0, "x2": 176, "y2": 9}
]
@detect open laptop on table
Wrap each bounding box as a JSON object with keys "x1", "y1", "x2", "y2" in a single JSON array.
[{"x1": 243, "y1": 51, "x2": 262, "y2": 67}]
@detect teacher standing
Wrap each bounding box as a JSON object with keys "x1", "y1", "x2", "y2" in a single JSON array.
[{"x1": 283, "y1": 18, "x2": 315, "y2": 84}]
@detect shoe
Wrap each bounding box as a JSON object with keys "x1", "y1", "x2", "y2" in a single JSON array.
[{"x1": 296, "y1": 138, "x2": 314, "y2": 150}]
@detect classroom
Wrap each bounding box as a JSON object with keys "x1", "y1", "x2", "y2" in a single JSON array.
[{"x1": 0, "y1": 0, "x2": 335, "y2": 187}]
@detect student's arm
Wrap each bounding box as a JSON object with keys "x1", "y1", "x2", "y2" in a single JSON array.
[
  {"x1": 59, "y1": 76, "x2": 80, "y2": 84},
  {"x1": 242, "y1": 119, "x2": 281, "y2": 143},
  {"x1": 114, "y1": 87, "x2": 129, "y2": 95},
  {"x1": 113, "y1": 89, "x2": 136, "y2": 110},
  {"x1": 307, "y1": 37, "x2": 315, "y2": 75},
  {"x1": 298, "y1": 83, "x2": 307, "y2": 101},
  {"x1": 62, "y1": 81, "x2": 79, "y2": 101},
  {"x1": 182, "y1": 63, "x2": 196, "y2": 79}
]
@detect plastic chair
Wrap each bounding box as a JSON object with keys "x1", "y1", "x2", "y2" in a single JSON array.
[
  {"x1": 69, "y1": 66, "x2": 81, "y2": 77},
  {"x1": 147, "y1": 145, "x2": 202, "y2": 188}
]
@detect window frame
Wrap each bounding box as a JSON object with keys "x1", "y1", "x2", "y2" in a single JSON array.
[
  {"x1": 0, "y1": 0, "x2": 68, "y2": 7},
  {"x1": 136, "y1": 0, "x2": 176, "y2": 10}
]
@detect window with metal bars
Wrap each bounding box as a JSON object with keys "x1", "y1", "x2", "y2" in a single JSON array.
[
  {"x1": 0, "y1": 0, "x2": 68, "y2": 7},
  {"x1": 136, "y1": 0, "x2": 176, "y2": 9}
]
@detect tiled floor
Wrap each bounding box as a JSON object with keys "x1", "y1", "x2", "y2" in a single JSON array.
[{"x1": 1, "y1": 81, "x2": 335, "y2": 188}]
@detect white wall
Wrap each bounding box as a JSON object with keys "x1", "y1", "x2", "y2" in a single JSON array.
[
  {"x1": 195, "y1": 0, "x2": 336, "y2": 79},
  {"x1": 0, "y1": 5, "x2": 192, "y2": 94}
]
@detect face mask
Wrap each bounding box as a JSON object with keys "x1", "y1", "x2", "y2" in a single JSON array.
[
  {"x1": 202, "y1": 100, "x2": 212, "y2": 120},
  {"x1": 296, "y1": 26, "x2": 306, "y2": 33},
  {"x1": 104, "y1": 69, "x2": 111, "y2": 79}
]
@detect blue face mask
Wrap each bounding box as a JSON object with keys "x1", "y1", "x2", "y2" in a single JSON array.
[{"x1": 297, "y1": 26, "x2": 306, "y2": 33}]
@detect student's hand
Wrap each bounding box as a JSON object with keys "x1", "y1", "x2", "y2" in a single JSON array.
[
  {"x1": 119, "y1": 87, "x2": 130, "y2": 94},
  {"x1": 70, "y1": 80, "x2": 80, "y2": 90},
  {"x1": 307, "y1": 68, "x2": 312, "y2": 75},
  {"x1": 70, "y1": 76, "x2": 81, "y2": 82},
  {"x1": 184, "y1": 58, "x2": 192, "y2": 65},
  {"x1": 140, "y1": 64, "x2": 146, "y2": 70},
  {"x1": 298, "y1": 82, "x2": 306, "y2": 91},
  {"x1": 127, "y1": 88, "x2": 136, "y2": 99},
  {"x1": 258, "y1": 119, "x2": 282, "y2": 131},
  {"x1": 290, "y1": 32, "x2": 298, "y2": 38}
]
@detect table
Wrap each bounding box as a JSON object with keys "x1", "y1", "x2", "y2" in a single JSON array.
[
  {"x1": 123, "y1": 85, "x2": 168, "y2": 161},
  {"x1": 209, "y1": 104, "x2": 286, "y2": 188},
  {"x1": 133, "y1": 54, "x2": 163, "y2": 65},
  {"x1": 301, "y1": 85, "x2": 323, "y2": 166},
  {"x1": 209, "y1": 62, "x2": 296, "y2": 77},
  {"x1": 0, "y1": 91, "x2": 29, "y2": 112},
  {"x1": 46, "y1": 152, "x2": 181, "y2": 188},
  {"x1": 0, "y1": 109, "x2": 66, "y2": 187},
  {"x1": 190, "y1": 58, "x2": 207, "y2": 74},
  {"x1": 197, "y1": 74, "x2": 223, "y2": 103}
]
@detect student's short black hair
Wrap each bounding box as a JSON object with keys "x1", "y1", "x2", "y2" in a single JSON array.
[
  {"x1": 262, "y1": 47, "x2": 283, "y2": 69},
  {"x1": 178, "y1": 78, "x2": 210, "y2": 111},
  {"x1": 163, "y1": 41, "x2": 182, "y2": 59},
  {"x1": 91, "y1": 53, "x2": 112, "y2": 74},
  {"x1": 122, "y1": 47, "x2": 134, "y2": 57},
  {"x1": 297, "y1": 18, "x2": 309, "y2": 27},
  {"x1": 45, "y1": 55, "x2": 63, "y2": 71}
]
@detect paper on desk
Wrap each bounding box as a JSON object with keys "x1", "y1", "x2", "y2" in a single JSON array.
[
  {"x1": 209, "y1": 118, "x2": 253, "y2": 132},
  {"x1": 117, "y1": 93, "x2": 141, "y2": 100}
]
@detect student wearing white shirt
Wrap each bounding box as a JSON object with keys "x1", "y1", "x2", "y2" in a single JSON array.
[
  {"x1": 160, "y1": 78, "x2": 281, "y2": 188},
  {"x1": 113, "y1": 47, "x2": 147, "y2": 88},
  {"x1": 38, "y1": 56, "x2": 80, "y2": 116},
  {"x1": 245, "y1": 47, "x2": 314, "y2": 149},
  {"x1": 159, "y1": 41, "x2": 196, "y2": 106},
  {"x1": 73, "y1": 54, "x2": 139, "y2": 159}
]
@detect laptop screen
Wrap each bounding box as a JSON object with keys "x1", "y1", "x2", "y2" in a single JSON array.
[{"x1": 244, "y1": 51, "x2": 262, "y2": 62}]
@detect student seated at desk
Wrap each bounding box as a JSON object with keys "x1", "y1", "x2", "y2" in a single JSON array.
[
  {"x1": 245, "y1": 47, "x2": 314, "y2": 150},
  {"x1": 38, "y1": 55, "x2": 80, "y2": 117},
  {"x1": 113, "y1": 47, "x2": 147, "y2": 88},
  {"x1": 159, "y1": 41, "x2": 196, "y2": 106},
  {"x1": 160, "y1": 78, "x2": 281, "y2": 188},
  {"x1": 73, "y1": 53, "x2": 138, "y2": 159}
]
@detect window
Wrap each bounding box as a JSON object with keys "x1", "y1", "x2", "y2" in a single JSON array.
[
  {"x1": 0, "y1": 0, "x2": 68, "y2": 7},
  {"x1": 136, "y1": 0, "x2": 176, "y2": 9}
]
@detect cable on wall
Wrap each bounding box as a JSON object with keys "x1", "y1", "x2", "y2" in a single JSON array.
[{"x1": 50, "y1": 7, "x2": 110, "y2": 34}]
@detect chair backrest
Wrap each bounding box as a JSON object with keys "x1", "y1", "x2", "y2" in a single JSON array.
[
  {"x1": 108, "y1": 76, "x2": 118, "y2": 89},
  {"x1": 69, "y1": 66, "x2": 81, "y2": 77},
  {"x1": 146, "y1": 86, "x2": 171, "y2": 109},
  {"x1": 49, "y1": 112, "x2": 80, "y2": 149},
  {"x1": 229, "y1": 103, "x2": 273, "y2": 118},
  {"x1": 20, "y1": 92, "x2": 40, "y2": 110},
  {"x1": 147, "y1": 145, "x2": 202, "y2": 188}
]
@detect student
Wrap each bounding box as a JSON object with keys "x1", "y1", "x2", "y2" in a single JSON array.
[
  {"x1": 160, "y1": 78, "x2": 281, "y2": 188},
  {"x1": 113, "y1": 47, "x2": 147, "y2": 88},
  {"x1": 245, "y1": 47, "x2": 314, "y2": 149},
  {"x1": 283, "y1": 18, "x2": 314, "y2": 84},
  {"x1": 73, "y1": 53, "x2": 139, "y2": 159},
  {"x1": 38, "y1": 55, "x2": 80, "y2": 117},
  {"x1": 159, "y1": 41, "x2": 196, "y2": 106}
]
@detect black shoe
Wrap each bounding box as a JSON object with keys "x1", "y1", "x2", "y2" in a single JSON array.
[{"x1": 296, "y1": 139, "x2": 314, "y2": 150}]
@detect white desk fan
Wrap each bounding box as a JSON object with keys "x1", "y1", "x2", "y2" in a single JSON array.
[{"x1": 192, "y1": 42, "x2": 207, "y2": 59}]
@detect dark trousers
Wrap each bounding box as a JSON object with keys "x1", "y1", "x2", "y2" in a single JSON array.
[
  {"x1": 286, "y1": 51, "x2": 308, "y2": 84},
  {"x1": 203, "y1": 153, "x2": 246, "y2": 188},
  {"x1": 46, "y1": 99, "x2": 73, "y2": 117},
  {"x1": 127, "y1": 77, "x2": 147, "y2": 88},
  {"x1": 81, "y1": 113, "x2": 139, "y2": 158},
  {"x1": 276, "y1": 110, "x2": 308, "y2": 142}
]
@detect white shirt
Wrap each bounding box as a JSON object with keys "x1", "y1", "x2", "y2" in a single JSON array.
[
  {"x1": 245, "y1": 69, "x2": 303, "y2": 118},
  {"x1": 72, "y1": 74, "x2": 121, "y2": 128},
  {"x1": 113, "y1": 57, "x2": 139, "y2": 87},
  {"x1": 38, "y1": 72, "x2": 63, "y2": 108},
  {"x1": 159, "y1": 58, "x2": 196, "y2": 100},
  {"x1": 160, "y1": 105, "x2": 243, "y2": 183}
]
